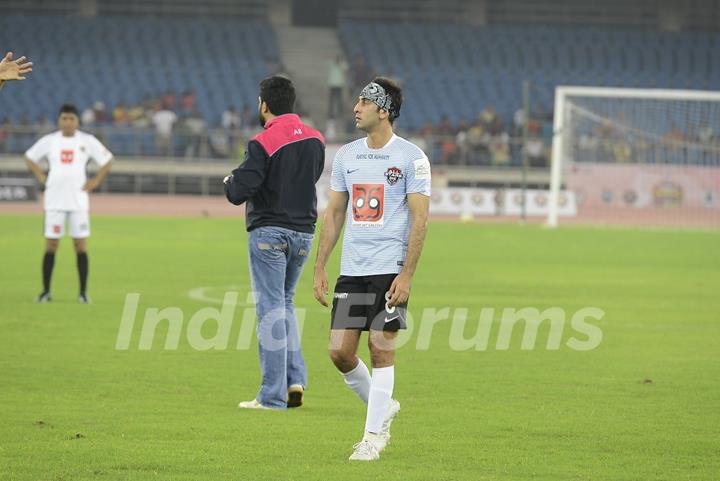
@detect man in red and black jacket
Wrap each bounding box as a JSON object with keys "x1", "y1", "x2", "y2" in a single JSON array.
[{"x1": 224, "y1": 76, "x2": 325, "y2": 410}]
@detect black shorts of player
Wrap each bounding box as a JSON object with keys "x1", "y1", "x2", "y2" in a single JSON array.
[{"x1": 331, "y1": 274, "x2": 408, "y2": 332}]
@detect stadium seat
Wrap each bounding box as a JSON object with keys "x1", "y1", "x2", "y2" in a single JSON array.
[{"x1": 338, "y1": 22, "x2": 720, "y2": 131}]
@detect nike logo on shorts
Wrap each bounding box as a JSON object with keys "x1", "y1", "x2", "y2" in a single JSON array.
[{"x1": 346, "y1": 168, "x2": 360, "y2": 174}]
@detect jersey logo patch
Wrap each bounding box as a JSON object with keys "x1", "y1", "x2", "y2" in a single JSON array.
[
  {"x1": 352, "y1": 183, "x2": 384, "y2": 225},
  {"x1": 385, "y1": 167, "x2": 404, "y2": 186},
  {"x1": 61, "y1": 149, "x2": 74, "y2": 164}
]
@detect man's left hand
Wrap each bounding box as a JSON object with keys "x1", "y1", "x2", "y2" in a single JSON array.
[{"x1": 387, "y1": 271, "x2": 412, "y2": 307}]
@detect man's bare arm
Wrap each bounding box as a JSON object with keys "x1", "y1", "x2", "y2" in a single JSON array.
[
  {"x1": 387, "y1": 192, "x2": 430, "y2": 306},
  {"x1": 401, "y1": 193, "x2": 430, "y2": 276},
  {"x1": 84, "y1": 160, "x2": 113, "y2": 192},
  {"x1": 313, "y1": 190, "x2": 349, "y2": 306},
  {"x1": 25, "y1": 157, "x2": 46, "y2": 184}
]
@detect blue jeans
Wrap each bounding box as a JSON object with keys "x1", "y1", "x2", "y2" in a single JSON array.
[{"x1": 248, "y1": 226, "x2": 313, "y2": 408}]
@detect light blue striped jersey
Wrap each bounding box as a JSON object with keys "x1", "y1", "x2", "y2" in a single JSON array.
[{"x1": 331, "y1": 134, "x2": 431, "y2": 276}]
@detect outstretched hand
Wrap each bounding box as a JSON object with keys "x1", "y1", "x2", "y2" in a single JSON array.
[{"x1": 0, "y1": 52, "x2": 33, "y2": 81}]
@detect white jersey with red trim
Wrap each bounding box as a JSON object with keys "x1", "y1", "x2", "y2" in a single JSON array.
[
  {"x1": 25, "y1": 130, "x2": 113, "y2": 211},
  {"x1": 330, "y1": 134, "x2": 431, "y2": 276}
]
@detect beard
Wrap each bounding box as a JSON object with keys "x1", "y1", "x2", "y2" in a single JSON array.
[{"x1": 258, "y1": 112, "x2": 266, "y2": 128}]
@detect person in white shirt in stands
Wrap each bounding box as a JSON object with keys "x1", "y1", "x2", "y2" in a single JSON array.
[
  {"x1": 152, "y1": 107, "x2": 177, "y2": 156},
  {"x1": 25, "y1": 104, "x2": 113, "y2": 303}
]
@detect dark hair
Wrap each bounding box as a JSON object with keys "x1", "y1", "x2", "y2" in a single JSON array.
[
  {"x1": 259, "y1": 76, "x2": 295, "y2": 116},
  {"x1": 372, "y1": 76, "x2": 403, "y2": 124},
  {"x1": 58, "y1": 103, "x2": 79, "y2": 118}
]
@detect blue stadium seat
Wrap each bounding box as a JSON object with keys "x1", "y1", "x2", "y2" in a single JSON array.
[
  {"x1": 338, "y1": 22, "x2": 720, "y2": 131},
  {"x1": 0, "y1": 13, "x2": 279, "y2": 135}
]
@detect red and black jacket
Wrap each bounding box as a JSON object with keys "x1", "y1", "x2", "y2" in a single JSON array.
[{"x1": 225, "y1": 114, "x2": 325, "y2": 233}]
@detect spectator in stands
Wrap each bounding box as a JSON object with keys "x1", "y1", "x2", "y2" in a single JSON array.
[
  {"x1": 128, "y1": 102, "x2": 148, "y2": 128},
  {"x1": 222, "y1": 106, "x2": 240, "y2": 130},
  {"x1": 94, "y1": 102, "x2": 108, "y2": 125},
  {"x1": 209, "y1": 125, "x2": 230, "y2": 158},
  {"x1": 420, "y1": 122, "x2": 434, "y2": 137},
  {"x1": 432, "y1": 116, "x2": 456, "y2": 164},
  {"x1": 182, "y1": 110, "x2": 207, "y2": 158},
  {"x1": 664, "y1": 124, "x2": 685, "y2": 145},
  {"x1": 440, "y1": 137, "x2": 457, "y2": 164},
  {"x1": 81, "y1": 105, "x2": 95, "y2": 126},
  {"x1": 161, "y1": 90, "x2": 177, "y2": 110},
  {"x1": 152, "y1": 106, "x2": 178, "y2": 156},
  {"x1": 81, "y1": 101, "x2": 106, "y2": 126},
  {"x1": 456, "y1": 121, "x2": 469, "y2": 165},
  {"x1": 696, "y1": 123, "x2": 714, "y2": 144},
  {"x1": 526, "y1": 135, "x2": 546, "y2": 167},
  {"x1": 113, "y1": 103, "x2": 129, "y2": 126},
  {"x1": 479, "y1": 106, "x2": 499, "y2": 130},
  {"x1": 467, "y1": 120, "x2": 490, "y2": 165},
  {"x1": 327, "y1": 55, "x2": 348, "y2": 120},
  {"x1": 612, "y1": 138, "x2": 632, "y2": 163},
  {"x1": 221, "y1": 105, "x2": 242, "y2": 153},
  {"x1": 436, "y1": 115, "x2": 455, "y2": 136},
  {"x1": 142, "y1": 95, "x2": 157, "y2": 118},
  {"x1": 180, "y1": 90, "x2": 197, "y2": 117},
  {"x1": 490, "y1": 131, "x2": 510, "y2": 167}
]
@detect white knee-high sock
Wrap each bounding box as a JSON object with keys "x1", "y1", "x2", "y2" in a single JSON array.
[
  {"x1": 364, "y1": 365, "x2": 394, "y2": 434},
  {"x1": 341, "y1": 358, "x2": 371, "y2": 403}
]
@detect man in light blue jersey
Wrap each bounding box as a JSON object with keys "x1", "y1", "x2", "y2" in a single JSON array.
[{"x1": 313, "y1": 77, "x2": 431, "y2": 461}]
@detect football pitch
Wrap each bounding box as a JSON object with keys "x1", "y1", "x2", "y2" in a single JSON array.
[{"x1": 1, "y1": 213, "x2": 718, "y2": 480}]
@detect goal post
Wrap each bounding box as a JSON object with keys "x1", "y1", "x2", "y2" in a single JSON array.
[{"x1": 548, "y1": 86, "x2": 720, "y2": 228}]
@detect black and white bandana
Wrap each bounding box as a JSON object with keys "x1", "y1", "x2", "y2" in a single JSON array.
[{"x1": 360, "y1": 82, "x2": 394, "y2": 116}]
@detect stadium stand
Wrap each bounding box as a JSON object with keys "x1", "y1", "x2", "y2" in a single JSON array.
[
  {"x1": 1, "y1": 3, "x2": 718, "y2": 166},
  {"x1": 0, "y1": 14, "x2": 279, "y2": 155},
  {"x1": 338, "y1": 22, "x2": 720, "y2": 132}
]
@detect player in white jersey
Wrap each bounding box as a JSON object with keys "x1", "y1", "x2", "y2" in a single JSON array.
[
  {"x1": 313, "y1": 77, "x2": 431, "y2": 461},
  {"x1": 25, "y1": 104, "x2": 113, "y2": 303}
]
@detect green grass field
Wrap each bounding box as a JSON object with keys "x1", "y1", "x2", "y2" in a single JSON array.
[{"x1": 1, "y1": 213, "x2": 719, "y2": 480}]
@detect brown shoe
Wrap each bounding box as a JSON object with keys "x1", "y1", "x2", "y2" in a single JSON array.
[{"x1": 287, "y1": 384, "x2": 304, "y2": 408}]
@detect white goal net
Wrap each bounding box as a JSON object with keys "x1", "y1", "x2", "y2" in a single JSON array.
[{"x1": 548, "y1": 87, "x2": 720, "y2": 228}]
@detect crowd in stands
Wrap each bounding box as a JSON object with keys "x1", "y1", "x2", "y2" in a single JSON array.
[
  {"x1": 3, "y1": 50, "x2": 716, "y2": 166},
  {"x1": 324, "y1": 55, "x2": 552, "y2": 167},
  {"x1": 572, "y1": 119, "x2": 719, "y2": 164},
  {"x1": 0, "y1": 90, "x2": 261, "y2": 159}
]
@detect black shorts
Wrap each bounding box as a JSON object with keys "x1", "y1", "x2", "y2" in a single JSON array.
[{"x1": 331, "y1": 274, "x2": 408, "y2": 331}]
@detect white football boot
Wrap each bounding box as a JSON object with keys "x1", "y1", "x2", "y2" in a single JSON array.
[
  {"x1": 377, "y1": 399, "x2": 401, "y2": 451},
  {"x1": 238, "y1": 399, "x2": 272, "y2": 410},
  {"x1": 348, "y1": 439, "x2": 380, "y2": 461}
]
